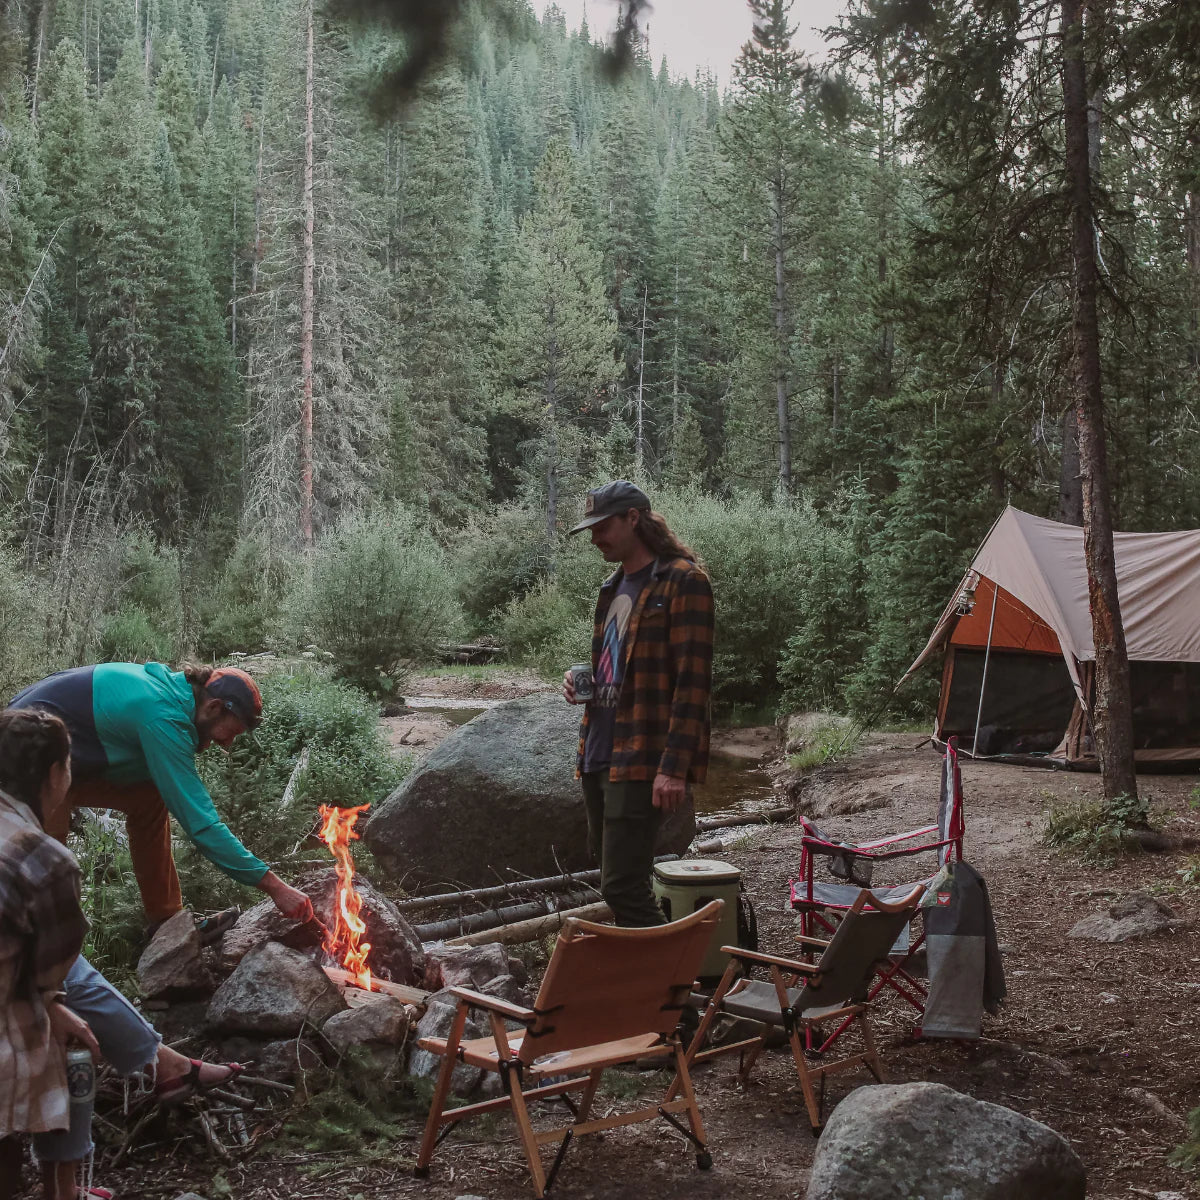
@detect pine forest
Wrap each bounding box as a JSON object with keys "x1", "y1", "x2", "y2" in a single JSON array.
[{"x1": 1, "y1": 0, "x2": 1198, "y2": 720}]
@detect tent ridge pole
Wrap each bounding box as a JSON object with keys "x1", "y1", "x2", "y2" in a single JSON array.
[{"x1": 971, "y1": 584, "x2": 1000, "y2": 758}]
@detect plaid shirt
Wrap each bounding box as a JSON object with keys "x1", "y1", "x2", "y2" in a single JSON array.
[
  {"x1": 577, "y1": 555, "x2": 714, "y2": 783},
  {"x1": 0, "y1": 789, "x2": 89, "y2": 1136}
]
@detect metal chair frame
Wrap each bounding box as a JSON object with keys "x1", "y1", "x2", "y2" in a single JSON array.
[{"x1": 789, "y1": 738, "x2": 965, "y2": 1024}]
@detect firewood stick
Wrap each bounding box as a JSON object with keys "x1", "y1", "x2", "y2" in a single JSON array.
[
  {"x1": 196, "y1": 1108, "x2": 232, "y2": 1162},
  {"x1": 236, "y1": 1074, "x2": 295, "y2": 1093}
]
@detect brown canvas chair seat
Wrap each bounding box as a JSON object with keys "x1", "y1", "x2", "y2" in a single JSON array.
[
  {"x1": 672, "y1": 885, "x2": 925, "y2": 1135},
  {"x1": 414, "y1": 901, "x2": 723, "y2": 1198}
]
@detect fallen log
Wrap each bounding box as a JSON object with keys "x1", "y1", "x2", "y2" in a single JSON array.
[
  {"x1": 414, "y1": 889, "x2": 597, "y2": 942},
  {"x1": 446, "y1": 902, "x2": 613, "y2": 946},
  {"x1": 694, "y1": 804, "x2": 792, "y2": 832}
]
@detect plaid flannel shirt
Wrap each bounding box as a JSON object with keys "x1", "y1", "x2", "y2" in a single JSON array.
[
  {"x1": 0, "y1": 789, "x2": 89, "y2": 1137},
  {"x1": 576, "y1": 555, "x2": 714, "y2": 783}
]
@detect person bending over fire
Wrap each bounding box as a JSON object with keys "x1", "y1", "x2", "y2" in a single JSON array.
[{"x1": 10, "y1": 662, "x2": 313, "y2": 934}]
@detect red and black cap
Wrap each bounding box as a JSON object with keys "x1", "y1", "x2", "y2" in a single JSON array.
[
  {"x1": 206, "y1": 667, "x2": 263, "y2": 730},
  {"x1": 568, "y1": 480, "x2": 651, "y2": 535}
]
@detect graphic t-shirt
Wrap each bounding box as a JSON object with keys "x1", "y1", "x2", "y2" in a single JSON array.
[{"x1": 582, "y1": 562, "x2": 654, "y2": 774}]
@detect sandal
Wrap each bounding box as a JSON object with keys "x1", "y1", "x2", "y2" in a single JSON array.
[
  {"x1": 83, "y1": 1189, "x2": 115, "y2": 1200},
  {"x1": 155, "y1": 1058, "x2": 245, "y2": 1106}
]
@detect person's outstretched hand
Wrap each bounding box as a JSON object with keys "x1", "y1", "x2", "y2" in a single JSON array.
[
  {"x1": 48, "y1": 1000, "x2": 100, "y2": 1060},
  {"x1": 260, "y1": 871, "x2": 315, "y2": 923}
]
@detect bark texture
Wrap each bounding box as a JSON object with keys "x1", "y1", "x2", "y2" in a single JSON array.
[{"x1": 1062, "y1": 0, "x2": 1137, "y2": 802}]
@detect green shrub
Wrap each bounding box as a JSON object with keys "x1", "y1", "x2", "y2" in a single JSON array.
[
  {"x1": 198, "y1": 532, "x2": 297, "y2": 657},
  {"x1": 1170, "y1": 1106, "x2": 1200, "y2": 1171},
  {"x1": 73, "y1": 813, "x2": 144, "y2": 990},
  {"x1": 1042, "y1": 791, "x2": 1151, "y2": 864},
  {"x1": 293, "y1": 504, "x2": 464, "y2": 693},
  {"x1": 788, "y1": 720, "x2": 862, "y2": 771},
  {"x1": 97, "y1": 607, "x2": 176, "y2": 663},
  {"x1": 496, "y1": 577, "x2": 591, "y2": 678},
  {"x1": 657, "y1": 487, "x2": 817, "y2": 705},
  {"x1": 452, "y1": 505, "x2": 551, "y2": 629}
]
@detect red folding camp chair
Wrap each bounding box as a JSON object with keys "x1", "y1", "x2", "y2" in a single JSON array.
[{"x1": 788, "y1": 737, "x2": 964, "y2": 1034}]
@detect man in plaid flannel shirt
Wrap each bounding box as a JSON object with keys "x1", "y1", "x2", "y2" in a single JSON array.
[{"x1": 562, "y1": 481, "x2": 714, "y2": 926}]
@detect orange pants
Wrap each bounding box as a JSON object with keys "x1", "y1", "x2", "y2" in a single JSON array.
[{"x1": 53, "y1": 778, "x2": 184, "y2": 925}]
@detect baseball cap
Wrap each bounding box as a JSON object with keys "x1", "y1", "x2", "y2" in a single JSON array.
[
  {"x1": 206, "y1": 667, "x2": 263, "y2": 730},
  {"x1": 568, "y1": 480, "x2": 652, "y2": 535}
]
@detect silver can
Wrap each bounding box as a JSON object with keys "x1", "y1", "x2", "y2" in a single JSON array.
[
  {"x1": 66, "y1": 1046, "x2": 95, "y2": 1104},
  {"x1": 569, "y1": 663, "x2": 594, "y2": 701}
]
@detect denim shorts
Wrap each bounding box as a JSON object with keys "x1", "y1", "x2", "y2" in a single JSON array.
[{"x1": 32, "y1": 955, "x2": 161, "y2": 1163}]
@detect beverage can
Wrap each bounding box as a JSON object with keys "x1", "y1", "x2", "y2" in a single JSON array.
[
  {"x1": 570, "y1": 663, "x2": 594, "y2": 701},
  {"x1": 66, "y1": 1046, "x2": 95, "y2": 1104}
]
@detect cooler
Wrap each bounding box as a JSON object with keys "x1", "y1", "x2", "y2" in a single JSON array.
[{"x1": 653, "y1": 859, "x2": 742, "y2": 982}]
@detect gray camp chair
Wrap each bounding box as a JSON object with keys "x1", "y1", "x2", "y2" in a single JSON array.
[{"x1": 669, "y1": 884, "x2": 925, "y2": 1134}]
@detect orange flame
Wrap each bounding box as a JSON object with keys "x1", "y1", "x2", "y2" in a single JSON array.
[{"x1": 317, "y1": 803, "x2": 372, "y2": 990}]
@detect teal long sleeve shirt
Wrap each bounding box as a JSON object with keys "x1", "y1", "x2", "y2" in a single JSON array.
[{"x1": 15, "y1": 662, "x2": 269, "y2": 886}]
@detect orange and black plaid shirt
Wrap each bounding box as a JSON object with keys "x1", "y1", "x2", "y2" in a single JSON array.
[{"x1": 576, "y1": 555, "x2": 714, "y2": 783}]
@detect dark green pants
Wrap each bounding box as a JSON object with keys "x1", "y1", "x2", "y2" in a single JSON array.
[{"x1": 581, "y1": 769, "x2": 665, "y2": 927}]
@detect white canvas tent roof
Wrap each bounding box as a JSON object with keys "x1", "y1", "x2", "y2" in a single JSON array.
[{"x1": 907, "y1": 506, "x2": 1200, "y2": 703}]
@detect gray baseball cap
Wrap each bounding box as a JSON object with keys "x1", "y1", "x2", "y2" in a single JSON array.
[{"x1": 568, "y1": 480, "x2": 652, "y2": 534}]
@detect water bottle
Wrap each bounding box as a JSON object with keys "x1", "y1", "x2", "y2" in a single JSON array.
[{"x1": 66, "y1": 1046, "x2": 95, "y2": 1105}]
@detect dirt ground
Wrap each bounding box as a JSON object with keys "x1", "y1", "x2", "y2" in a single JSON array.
[{"x1": 69, "y1": 736, "x2": 1200, "y2": 1199}]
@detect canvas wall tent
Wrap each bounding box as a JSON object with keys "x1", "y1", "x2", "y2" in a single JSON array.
[{"x1": 904, "y1": 506, "x2": 1200, "y2": 765}]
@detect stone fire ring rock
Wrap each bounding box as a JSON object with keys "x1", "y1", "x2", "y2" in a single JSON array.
[{"x1": 207, "y1": 942, "x2": 346, "y2": 1037}]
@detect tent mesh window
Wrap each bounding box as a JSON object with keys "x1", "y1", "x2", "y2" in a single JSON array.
[
  {"x1": 942, "y1": 649, "x2": 1077, "y2": 755},
  {"x1": 1130, "y1": 662, "x2": 1200, "y2": 750}
]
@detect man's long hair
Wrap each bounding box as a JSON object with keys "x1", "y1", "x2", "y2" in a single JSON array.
[{"x1": 636, "y1": 509, "x2": 703, "y2": 567}]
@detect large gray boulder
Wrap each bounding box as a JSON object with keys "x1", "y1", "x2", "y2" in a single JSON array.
[
  {"x1": 365, "y1": 692, "x2": 696, "y2": 889},
  {"x1": 808, "y1": 1082, "x2": 1086, "y2": 1200},
  {"x1": 207, "y1": 942, "x2": 346, "y2": 1037},
  {"x1": 365, "y1": 693, "x2": 588, "y2": 888}
]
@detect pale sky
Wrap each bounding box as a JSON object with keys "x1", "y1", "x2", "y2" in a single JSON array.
[{"x1": 537, "y1": 0, "x2": 851, "y2": 85}]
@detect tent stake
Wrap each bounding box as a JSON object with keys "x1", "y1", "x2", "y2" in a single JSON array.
[{"x1": 971, "y1": 584, "x2": 999, "y2": 757}]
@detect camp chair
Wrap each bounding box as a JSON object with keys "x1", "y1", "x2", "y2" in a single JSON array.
[
  {"x1": 672, "y1": 885, "x2": 925, "y2": 1134},
  {"x1": 788, "y1": 737, "x2": 964, "y2": 1019},
  {"x1": 414, "y1": 901, "x2": 723, "y2": 1198}
]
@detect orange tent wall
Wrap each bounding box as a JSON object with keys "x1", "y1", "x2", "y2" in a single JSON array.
[{"x1": 948, "y1": 576, "x2": 1062, "y2": 656}]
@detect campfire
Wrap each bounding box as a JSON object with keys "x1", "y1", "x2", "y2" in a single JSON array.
[{"x1": 318, "y1": 803, "x2": 373, "y2": 990}]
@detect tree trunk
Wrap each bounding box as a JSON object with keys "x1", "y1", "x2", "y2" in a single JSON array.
[
  {"x1": 1062, "y1": 0, "x2": 1137, "y2": 802},
  {"x1": 1058, "y1": 404, "x2": 1083, "y2": 524},
  {"x1": 299, "y1": 0, "x2": 316, "y2": 548},
  {"x1": 771, "y1": 172, "x2": 791, "y2": 498},
  {"x1": 1187, "y1": 180, "x2": 1200, "y2": 372}
]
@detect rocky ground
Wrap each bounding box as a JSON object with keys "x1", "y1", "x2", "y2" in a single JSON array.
[{"x1": 27, "y1": 728, "x2": 1200, "y2": 1200}]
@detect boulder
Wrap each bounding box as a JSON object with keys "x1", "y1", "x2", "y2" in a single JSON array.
[
  {"x1": 220, "y1": 868, "x2": 424, "y2": 985},
  {"x1": 364, "y1": 693, "x2": 588, "y2": 888},
  {"x1": 1067, "y1": 891, "x2": 1182, "y2": 943},
  {"x1": 424, "y1": 942, "x2": 515, "y2": 992},
  {"x1": 137, "y1": 911, "x2": 209, "y2": 998},
  {"x1": 408, "y1": 989, "x2": 488, "y2": 1096},
  {"x1": 321, "y1": 995, "x2": 412, "y2": 1057},
  {"x1": 207, "y1": 942, "x2": 346, "y2": 1036},
  {"x1": 254, "y1": 1038, "x2": 325, "y2": 1084},
  {"x1": 807, "y1": 1082, "x2": 1086, "y2": 1200},
  {"x1": 365, "y1": 692, "x2": 699, "y2": 888}
]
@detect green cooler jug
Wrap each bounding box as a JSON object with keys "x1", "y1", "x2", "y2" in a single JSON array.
[{"x1": 653, "y1": 859, "x2": 742, "y2": 983}]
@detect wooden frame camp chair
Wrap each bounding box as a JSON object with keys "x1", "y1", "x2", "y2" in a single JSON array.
[
  {"x1": 671, "y1": 886, "x2": 925, "y2": 1135},
  {"x1": 789, "y1": 738, "x2": 964, "y2": 1020},
  {"x1": 414, "y1": 901, "x2": 723, "y2": 1198}
]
